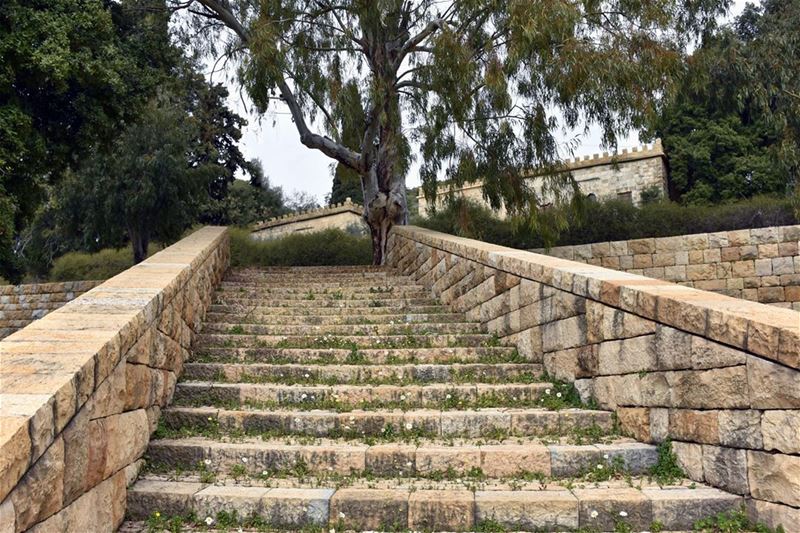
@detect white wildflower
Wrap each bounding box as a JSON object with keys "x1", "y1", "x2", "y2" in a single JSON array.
[
  {"x1": 446, "y1": 394, "x2": 452, "y2": 399},
  {"x1": 556, "y1": 392, "x2": 562, "y2": 398},
  {"x1": 545, "y1": 388, "x2": 551, "y2": 395},
  {"x1": 204, "y1": 459, "x2": 212, "y2": 466},
  {"x1": 596, "y1": 464, "x2": 604, "y2": 470},
  {"x1": 241, "y1": 457, "x2": 248, "y2": 463},
  {"x1": 405, "y1": 422, "x2": 413, "y2": 430},
  {"x1": 603, "y1": 454, "x2": 609, "y2": 460},
  {"x1": 205, "y1": 517, "x2": 214, "y2": 526},
  {"x1": 590, "y1": 510, "x2": 598, "y2": 518},
  {"x1": 301, "y1": 393, "x2": 308, "y2": 399},
  {"x1": 619, "y1": 511, "x2": 628, "y2": 517},
  {"x1": 400, "y1": 394, "x2": 406, "y2": 400},
  {"x1": 338, "y1": 512, "x2": 346, "y2": 519}
]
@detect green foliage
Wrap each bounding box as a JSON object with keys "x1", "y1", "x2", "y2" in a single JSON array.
[
  {"x1": 417, "y1": 196, "x2": 797, "y2": 250},
  {"x1": 648, "y1": 440, "x2": 685, "y2": 485},
  {"x1": 693, "y1": 507, "x2": 785, "y2": 533},
  {"x1": 230, "y1": 228, "x2": 372, "y2": 267},
  {"x1": 49, "y1": 244, "x2": 160, "y2": 282},
  {"x1": 201, "y1": 175, "x2": 286, "y2": 227}
]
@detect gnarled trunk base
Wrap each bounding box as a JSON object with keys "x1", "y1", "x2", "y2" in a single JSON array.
[{"x1": 364, "y1": 187, "x2": 407, "y2": 265}]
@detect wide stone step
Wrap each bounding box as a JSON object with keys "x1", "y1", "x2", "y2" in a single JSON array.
[
  {"x1": 190, "y1": 346, "x2": 527, "y2": 365},
  {"x1": 217, "y1": 281, "x2": 426, "y2": 292},
  {"x1": 215, "y1": 288, "x2": 432, "y2": 300},
  {"x1": 201, "y1": 321, "x2": 483, "y2": 336},
  {"x1": 145, "y1": 436, "x2": 658, "y2": 479},
  {"x1": 126, "y1": 479, "x2": 741, "y2": 531},
  {"x1": 195, "y1": 333, "x2": 495, "y2": 349},
  {"x1": 212, "y1": 295, "x2": 439, "y2": 307},
  {"x1": 206, "y1": 303, "x2": 452, "y2": 315},
  {"x1": 203, "y1": 311, "x2": 467, "y2": 325},
  {"x1": 182, "y1": 362, "x2": 543, "y2": 384},
  {"x1": 161, "y1": 406, "x2": 614, "y2": 438},
  {"x1": 172, "y1": 381, "x2": 553, "y2": 409}
]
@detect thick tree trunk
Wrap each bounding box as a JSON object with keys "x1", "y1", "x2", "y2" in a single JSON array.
[
  {"x1": 129, "y1": 226, "x2": 149, "y2": 264},
  {"x1": 364, "y1": 179, "x2": 408, "y2": 265}
]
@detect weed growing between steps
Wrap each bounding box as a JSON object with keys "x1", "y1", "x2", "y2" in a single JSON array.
[
  {"x1": 171, "y1": 387, "x2": 590, "y2": 412},
  {"x1": 647, "y1": 439, "x2": 685, "y2": 485}
]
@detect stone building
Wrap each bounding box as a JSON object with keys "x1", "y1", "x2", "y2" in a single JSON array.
[
  {"x1": 417, "y1": 139, "x2": 667, "y2": 217},
  {"x1": 251, "y1": 198, "x2": 367, "y2": 240}
]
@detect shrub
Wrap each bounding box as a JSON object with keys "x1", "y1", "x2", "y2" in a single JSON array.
[
  {"x1": 230, "y1": 228, "x2": 372, "y2": 267},
  {"x1": 49, "y1": 244, "x2": 161, "y2": 281},
  {"x1": 416, "y1": 195, "x2": 797, "y2": 250}
]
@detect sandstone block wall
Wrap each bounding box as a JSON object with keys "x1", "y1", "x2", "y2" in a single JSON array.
[
  {"x1": 0, "y1": 281, "x2": 101, "y2": 340},
  {"x1": 252, "y1": 199, "x2": 367, "y2": 240},
  {"x1": 0, "y1": 226, "x2": 229, "y2": 532},
  {"x1": 387, "y1": 225, "x2": 800, "y2": 532},
  {"x1": 418, "y1": 140, "x2": 667, "y2": 216},
  {"x1": 533, "y1": 225, "x2": 800, "y2": 310}
]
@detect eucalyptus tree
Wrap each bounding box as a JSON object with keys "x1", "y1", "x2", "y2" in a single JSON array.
[{"x1": 174, "y1": 0, "x2": 728, "y2": 263}]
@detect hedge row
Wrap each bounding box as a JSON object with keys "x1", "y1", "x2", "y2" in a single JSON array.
[
  {"x1": 230, "y1": 228, "x2": 372, "y2": 267},
  {"x1": 415, "y1": 195, "x2": 798, "y2": 250}
]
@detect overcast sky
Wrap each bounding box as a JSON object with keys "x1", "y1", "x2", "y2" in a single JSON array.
[{"x1": 210, "y1": 0, "x2": 750, "y2": 204}]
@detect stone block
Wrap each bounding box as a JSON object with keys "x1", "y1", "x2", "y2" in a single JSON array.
[
  {"x1": 475, "y1": 490, "x2": 578, "y2": 531},
  {"x1": 748, "y1": 498, "x2": 800, "y2": 533},
  {"x1": 667, "y1": 367, "x2": 749, "y2": 409},
  {"x1": 0, "y1": 416, "x2": 30, "y2": 503},
  {"x1": 615, "y1": 408, "x2": 650, "y2": 442},
  {"x1": 748, "y1": 356, "x2": 800, "y2": 409},
  {"x1": 541, "y1": 316, "x2": 587, "y2": 352},
  {"x1": 194, "y1": 485, "x2": 269, "y2": 523},
  {"x1": 593, "y1": 374, "x2": 641, "y2": 409},
  {"x1": 762, "y1": 410, "x2": 800, "y2": 454},
  {"x1": 408, "y1": 490, "x2": 474, "y2": 532},
  {"x1": 596, "y1": 335, "x2": 656, "y2": 375},
  {"x1": 575, "y1": 487, "x2": 652, "y2": 530},
  {"x1": 365, "y1": 444, "x2": 416, "y2": 476},
  {"x1": 11, "y1": 436, "x2": 64, "y2": 531},
  {"x1": 262, "y1": 488, "x2": 333, "y2": 527},
  {"x1": 103, "y1": 409, "x2": 149, "y2": 478},
  {"x1": 480, "y1": 445, "x2": 551, "y2": 477},
  {"x1": 644, "y1": 487, "x2": 740, "y2": 530},
  {"x1": 330, "y1": 489, "x2": 408, "y2": 531},
  {"x1": 672, "y1": 441, "x2": 704, "y2": 481},
  {"x1": 718, "y1": 410, "x2": 762, "y2": 449},
  {"x1": 669, "y1": 409, "x2": 719, "y2": 444},
  {"x1": 702, "y1": 445, "x2": 749, "y2": 495},
  {"x1": 690, "y1": 337, "x2": 746, "y2": 369},
  {"x1": 654, "y1": 326, "x2": 691, "y2": 370},
  {"x1": 416, "y1": 446, "x2": 480, "y2": 475},
  {"x1": 748, "y1": 451, "x2": 800, "y2": 507}
]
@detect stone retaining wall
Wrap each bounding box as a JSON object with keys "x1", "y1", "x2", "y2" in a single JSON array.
[
  {"x1": 0, "y1": 226, "x2": 229, "y2": 532},
  {"x1": 252, "y1": 198, "x2": 367, "y2": 240},
  {"x1": 0, "y1": 281, "x2": 102, "y2": 340},
  {"x1": 387, "y1": 225, "x2": 800, "y2": 532},
  {"x1": 532, "y1": 224, "x2": 800, "y2": 310}
]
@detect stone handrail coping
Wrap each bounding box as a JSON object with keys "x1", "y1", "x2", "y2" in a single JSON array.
[
  {"x1": 0, "y1": 280, "x2": 101, "y2": 296},
  {"x1": 0, "y1": 226, "x2": 228, "y2": 504},
  {"x1": 393, "y1": 226, "x2": 800, "y2": 369}
]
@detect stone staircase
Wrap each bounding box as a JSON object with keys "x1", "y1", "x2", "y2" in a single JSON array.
[{"x1": 124, "y1": 266, "x2": 741, "y2": 532}]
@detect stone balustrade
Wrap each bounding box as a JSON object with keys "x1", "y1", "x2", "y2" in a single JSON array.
[
  {"x1": 0, "y1": 226, "x2": 229, "y2": 532},
  {"x1": 0, "y1": 280, "x2": 102, "y2": 340},
  {"x1": 387, "y1": 225, "x2": 800, "y2": 531},
  {"x1": 532, "y1": 224, "x2": 800, "y2": 310}
]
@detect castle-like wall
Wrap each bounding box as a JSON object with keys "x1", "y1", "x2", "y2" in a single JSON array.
[
  {"x1": 533, "y1": 225, "x2": 800, "y2": 310},
  {"x1": 418, "y1": 141, "x2": 667, "y2": 216},
  {"x1": 252, "y1": 199, "x2": 367, "y2": 240},
  {"x1": 0, "y1": 280, "x2": 101, "y2": 340},
  {"x1": 0, "y1": 226, "x2": 229, "y2": 532},
  {"x1": 387, "y1": 225, "x2": 800, "y2": 532}
]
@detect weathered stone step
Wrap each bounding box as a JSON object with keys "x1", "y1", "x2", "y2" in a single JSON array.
[
  {"x1": 145, "y1": 436, "x2": 657, "y2": 479},
  {"x1": 172, "y1": 381, "x2": 552, "y2": 408},
  {"x1": 126, "y1": 479, "x2": 741, "y2": 531},
  {"x1": 207, "y1": 303, "x2": 451, "y2": 315},
  {"x1": 195, "y1": 333, "x2": 495, "y2": 349},
  {"x1": 215, "y1": 289, "x2": 432, "y2": 300},
  {"x1": 182, "y1": 362, "x2": 543, "y2": 384},
  {"x1": 191, "y1": 346, "x2": 526, "y2": 365},
  {"x1": 217, "y1": 281, "x2": 426, "y2": 291},
  {"x1": 203, "y1": 312, "x2": 467, "y2": 325},
  {"x1": 202, "y1": 321, "x2": 483, "y2": 337},
  {"x1": 161, "y1": 406, "x2": 614, "y2": 438},
  {"x1": 213, "y1": 295, "x2": 438, "y2": 306}
]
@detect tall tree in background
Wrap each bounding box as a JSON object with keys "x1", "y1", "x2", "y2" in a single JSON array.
[
  {"x1": 329, "y1": 82, "x2": 366, "y2": 205},
  {"x1": 173, "y1": 0, "x2": 727, "y2": 263},
  {"x1": 647, "y1": 0, "x2": 799, "y2": 205}
]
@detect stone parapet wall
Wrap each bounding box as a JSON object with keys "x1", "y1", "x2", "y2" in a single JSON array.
[
  {"x1": 0, "y1": 280, "x2": 102, "y2": 340},
  {"x1": 418, "y1": 140, "x2": 667, "y2": 216},
  {"x1": 0, "y1": 227, "x2": 229, "y2": 532},
  {"x1": 386, "y1": 225, "x2": 800, "y2": 532},
  {"x1": 252, "y1": 199, "x2": 366, "y2": 240},
  {"x1": 533, "y1": 224, "x2": 800, "y2": 310}
]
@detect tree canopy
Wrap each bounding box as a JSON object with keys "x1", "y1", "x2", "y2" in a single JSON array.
[
  {"x1": 647, "y1": 0, "x2": 799, "y2": 205},
  {"x1": 174, "y1": 0, "x2": 729, "y2": 262}
]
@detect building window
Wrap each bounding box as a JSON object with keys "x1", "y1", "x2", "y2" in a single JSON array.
[{"x1": 617, "y1": 191, "x2": 633, "y2": 203}]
